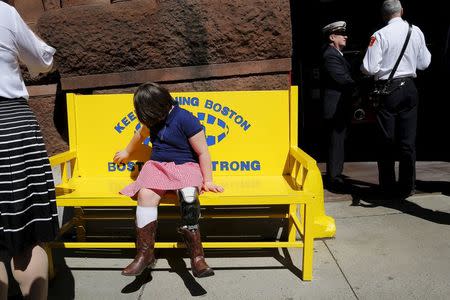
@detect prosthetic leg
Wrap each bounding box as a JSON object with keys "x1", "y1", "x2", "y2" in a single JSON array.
[
  {"x1": 122, "y1": 220, "x2": 157, "y2": 276},
  {"x1": 177, "y1": 187, "x2": 214, "y2": 278}
]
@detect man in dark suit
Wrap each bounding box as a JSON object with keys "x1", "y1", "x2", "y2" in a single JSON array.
[{"x1": 320, "y1": 21, "x2": 355, "y2": 192}]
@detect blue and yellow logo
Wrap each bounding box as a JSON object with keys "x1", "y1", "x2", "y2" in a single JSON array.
[
  {"x1": 176, "y1": 97, "x2": 250, "y2": 146},
  {"x1": 196, "y1": 112, "x2": 229, "y2": 146},
  {"x1": 113, "y1": 96, "x2": 252, "y2": 147}
]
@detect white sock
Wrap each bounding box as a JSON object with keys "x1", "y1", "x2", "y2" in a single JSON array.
[{"x1": 136, "y1": 206, "x2": 158, "y2": 228}]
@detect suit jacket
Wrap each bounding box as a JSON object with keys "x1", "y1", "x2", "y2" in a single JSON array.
[{"x1": 320, "y1": 45, "x2": 355, "y2": 120}]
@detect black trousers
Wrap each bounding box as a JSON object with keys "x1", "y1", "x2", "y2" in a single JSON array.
[
  {"x1": 376, "y1": 78, "x2": 418, "y2": 192},
  {"x1": 325, "y1": 116, "x2": 348, "y2": 181}
]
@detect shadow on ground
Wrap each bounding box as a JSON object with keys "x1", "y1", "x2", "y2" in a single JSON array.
[
  {"x1": 327, "y1": 178, "x2": 450, "y2": 225},
  {"x1": 416, "y1": 180, "x2": 450, "y2": 196},
  {"x1": 48, "y1": 246, "x2": 304, "y2": 298}
]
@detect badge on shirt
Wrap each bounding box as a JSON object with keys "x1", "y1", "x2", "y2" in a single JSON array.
[{"x1": 369, "y1": 36, "x2": 376, "y2": 47}]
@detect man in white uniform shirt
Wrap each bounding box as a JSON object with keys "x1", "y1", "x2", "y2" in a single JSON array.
[{"x1": 361, "y1": 0, "x2": 431, "y2": 199}]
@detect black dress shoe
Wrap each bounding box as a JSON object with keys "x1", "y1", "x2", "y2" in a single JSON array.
[
  {"x1": 329, "y1": 176, "x2": 344, "y2": 184},
  {"x1": 327, "y1": 177, "x2": 347, "y2": 193},
  {"x1": 397, "y1": 182, "x2": 415, "y2": 197},
  {"x1": 397, "y1": 187, "x2": 416, "y2": 199}
]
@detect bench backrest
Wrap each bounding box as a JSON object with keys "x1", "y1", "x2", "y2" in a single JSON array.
[{"x1": 66, "y1": 87, "x2": 298, "y2": 178}]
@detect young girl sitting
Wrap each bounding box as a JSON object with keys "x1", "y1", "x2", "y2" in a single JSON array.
[{"x1": 113, "y1": 82, "x2": 223, "y2": 278}]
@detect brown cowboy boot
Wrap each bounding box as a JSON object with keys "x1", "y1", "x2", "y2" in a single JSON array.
[
  {"x1": 122, "y1": 220, "x2": 157, "y2": 276},
  {"x1": 178, "y1": 226, "x2": 214, "y2": 277}
]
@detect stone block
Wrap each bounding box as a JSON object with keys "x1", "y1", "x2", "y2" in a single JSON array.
[
  {"x1": 43, "y1": 0, "x2": 62, "y2": 10},
  {"x1": 14, "y1": 0, "x2": 44, "y2": 24},
  {"x1": 61, "y1": 0, "x2": 111, "y2": 7},
  {"x1": 37, "y1": 0, "x2": 291, "y2": 78},
  {"x1": 28, "y1": 96, "x2": 69, "y2": 156},
  {"x1": 92, "y1": 73, "x2": 290, "y2": 94}
]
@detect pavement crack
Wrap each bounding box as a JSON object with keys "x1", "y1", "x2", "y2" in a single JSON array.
[
  {"x1": 323, "y1": 240, "x2": 359, "y2": 300},
  {"x1": 335, "y1": 212, "x2": 404, "y2": 220}
]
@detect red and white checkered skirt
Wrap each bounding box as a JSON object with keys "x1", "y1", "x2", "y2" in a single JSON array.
[{"x1": 120, "y1": 160, "x2": 203, "y2": 198}]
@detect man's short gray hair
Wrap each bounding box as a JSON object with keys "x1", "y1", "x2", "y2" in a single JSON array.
[{"x1": 381, "y1": 0, "x2": 402, "y2": 18}]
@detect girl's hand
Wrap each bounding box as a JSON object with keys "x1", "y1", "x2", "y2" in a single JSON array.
[
  {"x1": 113, "y1": 150, "x2": 130, "y2": 164},
  {"x1": 201, "y1": 181, "x2": 224, "y2": 193}
]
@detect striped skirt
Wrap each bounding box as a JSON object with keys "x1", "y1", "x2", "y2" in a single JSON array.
[{"x1": 0, "y1": 98, "x2": 59, "y2": 256}]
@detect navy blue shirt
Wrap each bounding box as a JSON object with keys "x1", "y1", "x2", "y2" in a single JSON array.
[{"x1": 149, "y1": 105, "x2": 203, "y2": 164}]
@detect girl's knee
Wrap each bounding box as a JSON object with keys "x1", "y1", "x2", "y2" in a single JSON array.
[{"x1": 137, "y1": 188, "x2": 163, "y2": 207}]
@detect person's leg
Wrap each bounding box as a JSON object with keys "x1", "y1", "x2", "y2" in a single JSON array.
[
  {"x1": 327, "y1": 121, "x2": 347, "y2": 182},
  {"x1": 0, "y1": 260, "x2": 8, "y2": 300},
  {"x1": 397, "y1": 85, "x2": 419, "y2": 197},
  {"x1": 177, "y1": 187, "x2": 214, "y2": 278},
  {"x1": 136, "y1": 188, "x2": 161, "y2": 227},
  {"x1": 122, "y1": 188, "x2": 163, "y2": 276},
  {"x1": 326, "y1": 120, "x2": 337, "y2": 180},
  {"x1": 326, "y1": 115, "x2": 348, "y2": 193},
  {"x1": 11, "y1": 244, "x2": 48, "y2": 300},
  {"x1": 376, "y1": 106, "x2": 397, "y2": 193}
]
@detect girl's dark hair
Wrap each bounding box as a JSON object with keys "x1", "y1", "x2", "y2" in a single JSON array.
[{"x1": 133, "y1": 82, "x2": 174, "y2": 128}]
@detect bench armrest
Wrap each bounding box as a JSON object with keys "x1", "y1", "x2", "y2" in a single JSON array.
[
  {"x1": 288, "y1": 146, "x2": 322, "y2": 192},
  {"x1": 49, "y1": 150, "x2": 77, "y2": 184},
  {"x1": 289, "y1": 147, "x2": 316, "y2": 171},
  {"x1": 49, "y1": 150, "x2": 77, "y2": 167},
  {"x1": 289, "y1": 147, "x2": 336, "y2": 238}
]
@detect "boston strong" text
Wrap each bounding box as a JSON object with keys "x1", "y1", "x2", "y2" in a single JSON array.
[{"x1": 108, "y1": 160, "x2": 261, "y2": 172}]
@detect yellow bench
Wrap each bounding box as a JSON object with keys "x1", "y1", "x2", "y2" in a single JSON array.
[{"x1": 48, "y1": 86, "x2": 336, "y2": 281}]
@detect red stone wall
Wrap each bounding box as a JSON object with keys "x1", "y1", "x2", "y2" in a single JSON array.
[
  {"x1": 10, "y1": 0, "x2": 292, "y2": 155},
  {"x1": 29, "y1": 96, "x2": 69, "y2": 155},
  {"x1": 37, "y1": 0, "x2": 291, "y2": 78}
]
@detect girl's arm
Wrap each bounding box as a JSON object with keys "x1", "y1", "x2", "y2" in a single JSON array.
[
  {"x1": 113, "y1": 126, "x2": 149, "y2": 164},
  {"x1": 189, "y1": 131, "x2": 224, "y2": 193}
]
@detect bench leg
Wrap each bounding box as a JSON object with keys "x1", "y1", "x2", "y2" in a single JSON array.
[
  {"x1": 288, "y1": 204, "x2": 297, "y2": 242},
  {"x1": 302, "y1": 203, "x2": 313, "y2": 281},
  {"x1": 299, "y1": 203, "x2": 305, "y2": 230},
  {"x1": 43, "y1": 243, "x2": 55, "y2": 280},
  {"x1": 74, "y1": 207, "x2": 86, "y2": 242}
]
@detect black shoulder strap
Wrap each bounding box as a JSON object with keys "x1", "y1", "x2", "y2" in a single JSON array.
[{"x1": 387, "y1": 22, "x2": 413, "y2": 81}]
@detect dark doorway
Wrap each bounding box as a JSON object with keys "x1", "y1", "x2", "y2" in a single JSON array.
[{"x1": 291, "y1": 0, "x2": 450, "y2": 163}]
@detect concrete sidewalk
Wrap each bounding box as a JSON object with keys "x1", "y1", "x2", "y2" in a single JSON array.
[
  {"x1": 43, "y1": 161, "x2": 450, "y2": 299},
  {"x1": 46, "y1": 193, "x2": 450, "y2": 297}
]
